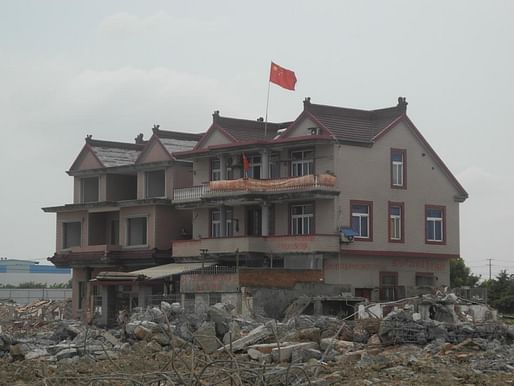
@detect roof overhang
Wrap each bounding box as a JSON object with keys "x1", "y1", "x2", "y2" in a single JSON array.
[{"x1": 42, "y1": 198, "x2": 172, "y2": 213}]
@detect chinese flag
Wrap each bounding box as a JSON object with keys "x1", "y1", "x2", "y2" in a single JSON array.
[
  {"x1": 242, "y1": 153, "x2": 250, "y2": 172},
  {"x1": 269, "y1": 62, "x2": 297, "y2": 91}
]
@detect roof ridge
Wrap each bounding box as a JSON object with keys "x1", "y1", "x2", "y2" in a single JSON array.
[
  {"x1": 153, "y1": 128, "x2": 204, "y2": 141},
  {"x1": 85, "y1": 138, "x2": 144, "y2": 150}
]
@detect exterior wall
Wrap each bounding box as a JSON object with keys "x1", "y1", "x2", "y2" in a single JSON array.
[
  {"x1": 154, "y1": 206, "x2": 191, "y2": 250},
  {"x1": 334, "y1": 121, "x2": 461, "y2": 256},
  {"x1": 180, "y1": 273, "x2": 239, "y2": 293},
  {"x1": 192, "y1": 208, "x2": 210, "y2": 239},
  {"x1": 239, "y1": 268, "x2": 322, "y2": 288},
  {"x1": 98, "y1": 175, "x2": 107, "y2": 201},
  {"x1": 119, "y1": 206, "x2": 156, "y2": 248},
  {"x1": 138, "y1": 139, "x2": 170, "y2": 164},
  {"x1": 193, "y1": 158, "x2": 210, "y2": 185},
  {"x1": 323, "y1": 255, "x2": 450, "y2": 289},
  {"x1": 284, "y1": 117, "x2": 318, "y2": 138},
  {"x1": 136, "y1": 171, "x2": 145, "y2": 199},
  {"x1": 76, "y1": 150, "x2": 102, "y2": 170},
  {"x1": 73, "y1": 177, "x2": 80, "y2": 203},
  {"x1": 199, "y1": 129, "x2": 232, "y2": 148},
  {"x1": 172, "y1": 163, "x2": 194, "y2": 190},
  {"x1": 56, "y1": 211, "x2": 88, "y2": 252}
]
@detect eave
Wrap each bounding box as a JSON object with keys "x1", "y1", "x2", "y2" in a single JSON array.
[{"x1": 42, "y1": 198, "x2": 172, "y2": 213}]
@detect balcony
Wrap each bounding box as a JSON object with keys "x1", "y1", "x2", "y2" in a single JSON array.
[
  {"x1": 173, "y1": 174, "x2": 338, "y2": 205},
  {"x1": 172, "y1": 234, "x2": 340, "y2": 258}
]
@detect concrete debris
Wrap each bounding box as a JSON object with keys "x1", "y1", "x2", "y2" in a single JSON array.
[{"x1": 0, "y1": 294, "x2": 513, "y2": 385}]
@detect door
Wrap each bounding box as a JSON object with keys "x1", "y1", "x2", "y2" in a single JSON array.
[{"x1": 246, "y1": 207, "x2": 262, "y2": 236}]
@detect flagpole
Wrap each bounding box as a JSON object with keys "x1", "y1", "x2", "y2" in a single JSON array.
[{"x1": 264, "y1": 80, "x2": 271, "y2": 138}]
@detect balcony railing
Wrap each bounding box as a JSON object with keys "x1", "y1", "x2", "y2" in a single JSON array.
[
  {"x1": 172, "y1": 234, "x2": 340, "y2": 257},
  {"x1": 173, "y1": 174, "x2": 336, "y2": 202}
]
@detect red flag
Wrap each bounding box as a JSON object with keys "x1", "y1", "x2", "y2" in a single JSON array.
[
  {"x1": 242, "y1": 153, "x2": 250, "y2": 172},
  {"x1": 269, "y1": 62, "x2": 297, "y2": 91}
]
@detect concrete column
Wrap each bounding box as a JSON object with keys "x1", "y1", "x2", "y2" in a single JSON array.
[
  {"x1": 219, "y1": 154, "x2": 226, "y2": 180},
  {"x1": 220, "y1": 206, "x2": 226, "y2": 237},
  {"x1": 261, "y1": 149, "x2": 269, "y2": 179},
  {"x1": 99, "y1": 285, "x2": 110, "y2": 326},
  {"x1": 261, "y1": 204, "x2": 270, "y2": 236}
]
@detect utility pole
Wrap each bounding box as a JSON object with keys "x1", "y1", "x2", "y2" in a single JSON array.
[{"x1": 487, "y1": 258, "x2": 494, "y2": 280}]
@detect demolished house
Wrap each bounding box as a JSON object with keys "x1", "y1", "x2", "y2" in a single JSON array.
[{"x1": 43, "y1": 97, "x2": 470, "y2": 325}]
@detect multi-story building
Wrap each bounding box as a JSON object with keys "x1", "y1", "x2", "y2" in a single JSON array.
[
  {"x1": 43, "y1": 127, "x2": 202, "y2": 321},
  {"x1": 171, "y1": 97, "x2": 468, "y2": 313}
]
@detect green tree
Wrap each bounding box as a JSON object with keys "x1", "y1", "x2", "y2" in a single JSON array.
[
  {"x1": 483, "y1": 270, "x2": 514, "y2": 313},
  {"x1": 450, "y1": 258, "x2": 480, "y2": 288}
]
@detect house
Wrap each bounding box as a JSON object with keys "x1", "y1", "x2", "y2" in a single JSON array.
[
  {"x1": 168, "y1": 97, "x2": 468, "y2": 317},
  {"x1": 43, "y1": 127, "x2": 202, "y2": 323}
]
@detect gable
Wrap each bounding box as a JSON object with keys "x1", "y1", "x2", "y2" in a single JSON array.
[
  {"x1": 69, "y1": 145, "x2": 103, "y2": 171},
  {"x1": 373, "y1": 118, "x2": 467, "y2": 200},
  {"x1": 137, "y1": 136, "x2": 172, "y2": 164},
  {"x1": 280, "y1": 112, "x2": 334, "y2": 140},
  {"x1": 195, "y1": 125, "x2": 235, "y2": 149}
]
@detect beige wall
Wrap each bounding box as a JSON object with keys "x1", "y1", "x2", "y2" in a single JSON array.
[
  {"x1": 334, "y1": 120, "x2": 461, "y2": 256},
  {"x1": 324, "y1": 254, "x2": 450, "y2": 289},
  {"x1": 193, "y1": 158, "x2": 210, "y2": 185},
  {"x1": 154, "y1": 206, "x2": 193, "y2": 250},
  {"x1": 138, "y1": 139, "x2": 170, "y2": 164},
  {"x1": 119, "y1": 206, "x2": 156, "y2": 248},
  {"x1": 56, "y1": 211, "x2": 88, "y2": 252}
]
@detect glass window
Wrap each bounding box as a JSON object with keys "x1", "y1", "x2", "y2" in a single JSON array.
[
  {"x1": 426, "y1": 206, "x2": 444, "y2": 242},
  {"x1": 225, "y1": 208, "x2": 233, "y2": 237},
  {"x1": 416, "y1": 273, "x2": 435, "y2": 286},
  {"x1": 211, "y1": 159, "x2": 221, "y2": 181},
  {"x1": 389, "y1": 203, "x2": 403, "y2": 241},
  {"x1": 247, "y1": 155, "x2": 261, "y2": 179},
  {"x1": 145, "y1": 170, "x2": 165, "y2": 198},
  {"x1": 351, "y1": 203, "x2": 371, "y2": 239},
  {"x1": 391, "y1": 149, "x2": 406, "y2": 187},
  {"x1": 211, "y1": 210, "x2": 221, "y2": 237},
  {"x1": 63, "y1": 222, "x2": 81, "y2": 249},
  {"x1": 291, "y1": 150, "x2": 314, "y2": 177},
  {"x1": 81, "y1": 177, "x2": 99, "y2": 203},
  {"x1": 127, "y1": 217, "x2": 147, "y2": 246},
  {"x1": 291, "y1": 203, "x2": 314, "y2": 235}
]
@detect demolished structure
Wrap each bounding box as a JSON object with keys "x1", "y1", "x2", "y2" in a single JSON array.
[{"x1": 43, "y1": 97, "x2": 469, "y2": 325}]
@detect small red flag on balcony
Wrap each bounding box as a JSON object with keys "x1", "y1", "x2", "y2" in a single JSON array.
[
  {"x1": 269, "y1": 62, "x2": 297, "y2": 91},
  {"x1": 242, "y1": 153, "x2": 250, "y2": 172}
]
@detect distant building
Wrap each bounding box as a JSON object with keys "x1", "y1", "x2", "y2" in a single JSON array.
[{"x1": 0, "y1": 258, "x2": 71, "y2": 286}]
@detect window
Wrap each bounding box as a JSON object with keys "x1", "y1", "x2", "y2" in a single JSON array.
[
  {"x1": 388, "y1": 202, "x2": 404, "y2": 242},
  {"x1": 209, "y1": 293, "x2": 222, "y2": 306},
  {"x1": 81, "y1": 177, "x2": 99, "y2": 203},
  {"x1": 380, "y1": 271, "x2": 399, "y2": 301},
  {"x1": 145, "y1": 170, "x2": 165, "y2": 198},
  {"x1": 210, "y1": 158, "x2": 221, "y2": 181},
  {"x1": 225, "y1": 208, "x2": 234, "y2": 237},
  {"x1": 351, "y1": 201, "x2": 373, "y2": 240},
  {"x1": 63, "y1": 222, "x2": 81, "y2": 249},
  {"x1": 291, "y1": 149, "x2": 314, "y2": 177},
  {"x1": 269, "y1": 152, "x2": 281, "y2": 179},
  {"x1": 78, "y1": 281, "x2": 86, "y2": 310},
  {"x1": 110, "y1": 220, "x2": 119, "y2": 245},
  {"x1": 225, "y1": 157, "x2": 234, "y2": 180},
  {"x1": 416, "y1": 272, "x2": 435, "y2": 287},
  {"x1": 391, "y1": 149, "x2": 406, "y2": 188},
  {"x1": 247, "y1": 155, "x2": 262, "y2": 179},
  {"x1": 211, "y1": 209, "x2": 221, "y2": 237},
  {"x1": 127, "y1": 217, "x2": 147, "y2": 246},
  {"x1": 426, "y1": 205, "x2": 445, "y2": 243},
  {"x1": 291, "y1": 203, "x2": 314, "y2": 235}
]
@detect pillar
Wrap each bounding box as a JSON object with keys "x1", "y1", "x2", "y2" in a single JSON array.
[{"x1": 261, "y1": 149, "x2": 269, "y2": 179}]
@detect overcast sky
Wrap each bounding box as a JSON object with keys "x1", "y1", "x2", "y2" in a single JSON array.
[{"x1": 1, "y1": 1, "x2": 513, "y2": 278}]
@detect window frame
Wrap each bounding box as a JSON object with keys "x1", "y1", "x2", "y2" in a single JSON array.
[
  {"x1": 126, "y1": 215, "x2": 148, "y2": 247},
  {"x1": 415, "y1": 272, "x2": 435, "y2": 287},
  {"x1": 290, "y1": 148, "x2": 314, "y2": 177},
  {"x1": 210, "y1": 158, "x2": 221, "y2": 181},
  {"x1": 390, "y1": 149, "x2": 407, "y2": 189},
  {"x1": 144, "y1": 169, "x2": 166, "y2": 198},
  {"x1": 210, "y1": 209, "x2": 222, "y2": 238},
  {"x1": 62, "y1": 221, "x2": 82, "y2": 250},
  {"x1": 388, "y1": 201, "x2": 404, "y2": 243},
  {"x1": 425, "y1": 205, "x2": 446, "y2": 244},
  {"x1": 350, "y1": 200, "x2": 373, "y2": 241},
  {"x1": 247, "y1": 154, "x2": 262, "y2": 179},
  {"x1": 290, "y1": 202, "x2": 315, "y2": 235},
  {"x1": 80, "y1": 176, "x2": 99, "y2": 203}
]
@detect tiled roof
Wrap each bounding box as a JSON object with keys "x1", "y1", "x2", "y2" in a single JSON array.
[
  {"x1": 214, "y1": 115, "x2": 291, "y2": 141},
  {"x1": 304, "y1": 98, "x2": 406, "y2": 144},
  {"x1": 87, "y1": 139, "x2": 144, "y2": 167},
  {"x1": 153, "y1": 128, "x2": 202, "y2": 155}
]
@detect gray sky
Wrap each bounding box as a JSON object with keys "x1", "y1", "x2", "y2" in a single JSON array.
[{"x1": 1, "y1": 1, "x2": 513, "y2": 278}]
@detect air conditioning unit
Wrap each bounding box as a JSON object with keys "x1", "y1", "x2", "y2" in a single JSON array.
[
  {"x1": 308, "y1": 127, "x2": 320, "y2": 135},
  {"x1": 339, "y1": 227, "x2": 357, "y2": 243}
]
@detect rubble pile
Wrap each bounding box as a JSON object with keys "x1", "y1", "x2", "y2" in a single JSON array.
[{"x1": 0, "y1": 296, "x2": 513, "y2": 385}]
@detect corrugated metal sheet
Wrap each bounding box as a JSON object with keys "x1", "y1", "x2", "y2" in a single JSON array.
[{"x1": 131, "y1": 262, "x2": 215, "y2": 280}]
